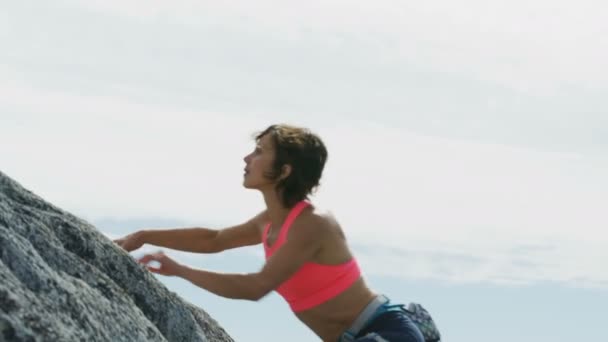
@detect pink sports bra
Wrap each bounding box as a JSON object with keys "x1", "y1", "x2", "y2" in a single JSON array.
[{"x1": 262, "y1": 201, "x2": 361, "y2": 312}]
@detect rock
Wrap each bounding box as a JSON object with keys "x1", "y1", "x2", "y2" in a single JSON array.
[{"x1": 0, "y1": 171, "x2": 234, "y2": 342}]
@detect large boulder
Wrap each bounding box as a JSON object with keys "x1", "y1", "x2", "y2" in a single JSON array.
[{"x1": 0, "y1": 171, "x2": 234, "y2": 342}]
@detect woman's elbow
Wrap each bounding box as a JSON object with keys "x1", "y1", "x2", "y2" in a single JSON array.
[
  {"x1": 247, "y1": 275, "x2": 274, "y2": 301},
  {"x1": 250, "y1": 288, "x2": 272, "y2": 301}
]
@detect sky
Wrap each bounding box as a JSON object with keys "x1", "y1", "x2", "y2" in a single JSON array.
[{"x1": 1, "y1": 1, "x2": 607, "y2": 341}]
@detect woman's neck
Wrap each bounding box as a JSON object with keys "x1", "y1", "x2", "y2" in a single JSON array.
[{"x1": 261, "y1": 189, "x2": 291, "y2": 227}]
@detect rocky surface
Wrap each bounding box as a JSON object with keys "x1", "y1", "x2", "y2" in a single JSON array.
[{"x1": 0, "y1": 171, "x2": 234, "y2": 342}]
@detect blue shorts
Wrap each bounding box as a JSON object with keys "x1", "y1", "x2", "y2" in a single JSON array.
[
  {"x1": 338, "y1": 295, "x2": 425, "y2": 342},
  {"x1": 352, "y1": 310, "x2": 425, "y2": 342}
]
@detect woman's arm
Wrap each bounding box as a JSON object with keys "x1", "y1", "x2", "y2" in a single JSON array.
[
  {"x1": 178, "y1": 267, "x2": 262, "y2": 300},
  {"x1": 166, "y1": 214, "x2": 327, "y2": 300},
  {"x1": 115, "y1": 211, "x2": 266, "y2": 253},
  {"x1": 137, "y1": 250, "x2": 261, "y2": 300},
  {"x1": 137, "y1": 227, "x2": 220, "y2": 253}
]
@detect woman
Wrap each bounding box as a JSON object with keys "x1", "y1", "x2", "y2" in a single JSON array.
[{"x1": 114, "y1": 124, "x2": 425, "y2": 342}]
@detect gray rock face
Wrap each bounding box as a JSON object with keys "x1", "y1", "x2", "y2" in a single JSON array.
[{"x1": 0, "y1": 171, "x2": 234, "y2": 342}]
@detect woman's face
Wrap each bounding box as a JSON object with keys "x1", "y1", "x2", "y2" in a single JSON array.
[{"x1": 243, "y1": 134, "x2": 277, "y2": 190}]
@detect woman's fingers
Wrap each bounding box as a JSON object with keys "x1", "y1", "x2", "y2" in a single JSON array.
[
  {"x1": 136, "y1": 251, "x2": 179, "y2": 276},
  {"x1": 112, "y1": 232, "x2": 144, "y2": 252},
  {"x1": 145, "y1": 265, "x2": 162, "y2": 273},
  {"x1": 137, "y1": 254, "x2": 154, "y2": 265},
  {"x1": 137, "y1": 252, "x2": 168, "y2": 273},
  {"x1": 138, "y1": 251, "x2": 164, "y2": 265}
]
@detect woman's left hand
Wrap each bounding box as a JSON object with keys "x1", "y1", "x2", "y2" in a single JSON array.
[{"x1": 138, "y1": 251, "x2": 184, "y2": 277}]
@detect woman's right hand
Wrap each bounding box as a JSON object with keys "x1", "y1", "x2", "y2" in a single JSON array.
[{"x1": 113, "y1": 231, "x2": 146, "y2": 252}]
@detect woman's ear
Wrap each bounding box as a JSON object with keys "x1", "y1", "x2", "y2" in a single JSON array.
[{"x1": 279, "y1": 164, "x2": 292, "y2": 181}]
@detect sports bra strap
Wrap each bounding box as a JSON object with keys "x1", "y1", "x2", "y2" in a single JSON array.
[{"x1": 277, "y1": 201, "x2": 310, "y2": 244}]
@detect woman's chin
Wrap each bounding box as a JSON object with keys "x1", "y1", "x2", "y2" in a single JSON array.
[
  {"x1": 242, "y1": 177, "x2": 270, "y2": 190},
  {"x1": 242, "y1": 180, "x2": 255, "y2": 189}
]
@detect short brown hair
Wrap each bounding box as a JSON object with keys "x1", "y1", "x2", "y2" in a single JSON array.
[{"x1": 255, "y1": 124, "x2": 328, "y2": 208}]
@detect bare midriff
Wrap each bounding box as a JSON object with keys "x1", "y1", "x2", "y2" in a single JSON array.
[{"x1": 294, "y1": 278, "x2": 378, "y2": 342}]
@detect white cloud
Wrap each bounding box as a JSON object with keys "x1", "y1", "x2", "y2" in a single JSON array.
[
  {"x1": 3, "y1": 2, "x2": 606, "y2": 157},
  {"x1": 54, "y1": 0, "x2": 608, "y2": 93},
  {"x1": 316, "y1": 122, "x2": 608, "y2": 286},
  {"x1": 318, "y1": 121, "x2": 607, "y2": 241}
]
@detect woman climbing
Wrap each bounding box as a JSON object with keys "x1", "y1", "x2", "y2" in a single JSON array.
[{"x1": 114, "y1": 124, "x2": 428, "y2": 342}]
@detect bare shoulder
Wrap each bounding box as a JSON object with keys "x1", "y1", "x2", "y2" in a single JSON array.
[
  {"x1": 250, "y1": 209, "x2": 270, "y2": 229},
  {"x1": 297, "y1": 205, "x2": 351, "y2": 263},
  {"x1": 293, "y1": 204, "x2": 342, "y2": 237}
]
